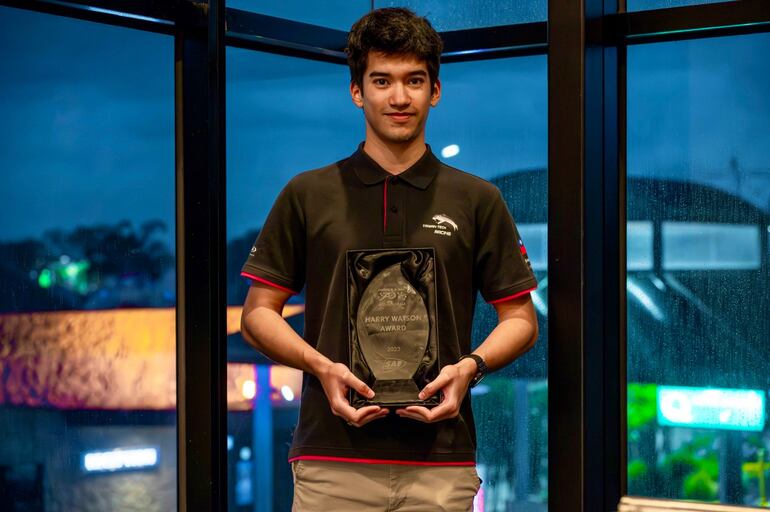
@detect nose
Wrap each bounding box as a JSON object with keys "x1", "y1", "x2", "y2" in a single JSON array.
[{"x1": 389, "y1": 82, "x2": 411, "y2": 108}]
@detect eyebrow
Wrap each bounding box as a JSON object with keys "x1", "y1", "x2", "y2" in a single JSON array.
[{"x1": 368, "y1": 70, "x2": 428, "y2": 78}]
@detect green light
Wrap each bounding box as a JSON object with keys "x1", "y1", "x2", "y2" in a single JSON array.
[
  {"x1": 658, "y1": 386, "x2": 766, "y2": 432},
  {"x1": 54, "y1": 260, "x2": 91, "y2": 294},
  {"x1": 38, "y1": 269, "x2": 53, "y2": 288}
]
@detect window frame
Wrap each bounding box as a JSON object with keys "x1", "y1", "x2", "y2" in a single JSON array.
[{"x1": 2, "y1": 0, "x2": 769, "y2": 510}]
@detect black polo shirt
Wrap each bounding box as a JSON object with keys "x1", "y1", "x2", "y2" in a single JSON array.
[{"x1": 241, "y1": 143, "x2": 537, "y2": 464}]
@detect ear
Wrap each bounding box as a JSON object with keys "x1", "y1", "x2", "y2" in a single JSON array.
[
  {"x1": 430, "y1": 78, "x2": 442, "y2": 107},
  {"x1": 350, "y1": 81, "x2": 364, "y2": 108}
]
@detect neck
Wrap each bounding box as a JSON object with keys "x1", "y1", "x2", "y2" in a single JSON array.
[{"x1": 362, "y1": 136, "x2": 427, "y2": 175}]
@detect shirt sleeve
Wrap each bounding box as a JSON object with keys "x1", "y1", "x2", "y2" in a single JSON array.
[
  {"x1": 240, "y1": 179, "x2": 305, "y2": 295},
  {"x1": 474, "y1": 187, "x2": 538, "y2": 303}
]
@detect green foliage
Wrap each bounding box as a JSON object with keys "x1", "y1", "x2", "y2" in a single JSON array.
[
  {"x1": 683, "y1": 468, "x2": 718, "y2": 501},
  {"x1": 628, "y1": 459, "x2": 648, "y2": 480},
  {"x1": 628, "y1": 383, "x2": 657, "y2": 430},
  {"x1": 657, "y1": 431, "x2": 720, "y2": 500}
]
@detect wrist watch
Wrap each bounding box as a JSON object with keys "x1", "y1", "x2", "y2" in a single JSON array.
[{"x1": 459, "y1": 354, "x2": 488, "y2": 388}]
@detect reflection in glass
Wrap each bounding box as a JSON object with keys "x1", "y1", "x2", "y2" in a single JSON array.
[
  {"x1": 627, "y1": 0, "x2": 735, "y2": 11},
  {"x1": 0, "y1": 7, "x2": 176, "y2": 511},
  {"x1": 628, "y1": 221, "x2": 654, "y2": 271},
  {"x1": 662, "y1": 223, "x2": 760, "y2": 270},
  {"x1": 224, "y1": 1, "x2": 547, "y2": 32},
  {"x1": 376, "y1": 1, "x2": 547, "y2": 30},
  {"x1": 627, "y1": 33, "x2": 770, "y2": 506},
  {"x1": 225, "y1": 0, "x2": 368, "y2": 30}
]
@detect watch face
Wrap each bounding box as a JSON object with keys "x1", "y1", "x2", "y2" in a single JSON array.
[{"x1": 356, "y1": 263, "x2": 430, "y2": 381}]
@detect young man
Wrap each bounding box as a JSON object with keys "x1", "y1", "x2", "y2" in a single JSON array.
[{"x1": 240, "y1": 8, "x2": 538, "y2": 511}]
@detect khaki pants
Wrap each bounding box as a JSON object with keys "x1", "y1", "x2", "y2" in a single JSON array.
[{"x1": 291, "y1": 460, "x2": 481, "y2": 512}]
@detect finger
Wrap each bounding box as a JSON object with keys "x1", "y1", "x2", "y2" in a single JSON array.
[
  {"x1": 420, "y1": 398, "x2": 458, "y2": 422},
  {"x1": 398, "y1": 406, "x2": 432, "y2": 422},
  {"x1": 419, "y1": 372, "x2": 451, "y2": 400},
  {"x1": 331, "y1": 398, "x2": 367, "y2": 421},
  {"x1": 343, "y1": 371, "x2": 375, "y2": 399},
  {"x1": 351, "y1": 405, "x2": 382, "y2": 421},
  {"x1": 347, "y1": 405, "x2": 384, "y2": 427},
  {"x1": 346, "y1": 403, "x2": 380, "y2": 420},
  {"x1": 404, "y1": 399, "x2": 458, "y2": 423},
  {"x1": 358, "y1": 408, "x2": 390, "y2": 427}
]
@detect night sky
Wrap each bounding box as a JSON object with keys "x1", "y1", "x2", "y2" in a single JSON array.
[{"x1": 1, "y1": 5, "x2": 768, "y2": 246}]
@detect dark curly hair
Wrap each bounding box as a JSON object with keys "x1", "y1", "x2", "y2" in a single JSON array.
[{"x1": 346, "y1": 8, "x2": 443, "y2": 92}]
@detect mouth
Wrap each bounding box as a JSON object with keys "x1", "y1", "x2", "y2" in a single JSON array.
[{"x1": 385, "y1": 113, "x2": 415, "y2": 122}]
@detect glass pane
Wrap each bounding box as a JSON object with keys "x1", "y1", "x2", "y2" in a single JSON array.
[
  {"x1": 228, "y1": 49, "x2": 547, "y2": 510},
  {"x1": 662, "y1": 222, "x2": 760, "y2": 270},
  {"x1": 0, "y1": 6, "x2": 176, "y2": 510},
  {"x1": 226, "y1": 0, "x2": 369, "y2": 31},
  {"x1": 376, "y1": 1, "x2": 547, "y2": 30},
  {"x1": 627, "y1": 33, "x2": 770, "y2": 506},
  {"x1": 628, "y1": 0, "x2": 736, "y2": 11},
  {"x1": 517, "y1": 224, "x2": 548, "y2": 271},
  {"x1": 225, "y1": 2, "x2": 545, "y2": 33},
  {"x1": 226, "y1": 49, "x2": 354, "y2": 512},
  {"x1": 443, "y1": 56, "x2": 548, "y2": 512},
  {"x1": 628, "y1": 221, "x2": 654, "y2": 271}
]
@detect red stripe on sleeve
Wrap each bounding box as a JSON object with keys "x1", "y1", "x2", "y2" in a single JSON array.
[
  {"x1": 240, "y1": 271, "x2": 298, "y2": 295},
  {"x1": 487, "y1": 286, "x2": 536, "y2": 304}
]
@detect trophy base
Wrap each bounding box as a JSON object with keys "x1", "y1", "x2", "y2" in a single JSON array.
[{"x1": 363, "y1": 379, "x2": 437, "y2": 408}]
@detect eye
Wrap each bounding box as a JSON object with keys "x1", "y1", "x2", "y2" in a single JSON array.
[
  {"x1": 408, "y1": 77, "x2": 426, "y2": 86},
  {"x1": 373, "y1": 78, "x2": 388, "y2": 86}
]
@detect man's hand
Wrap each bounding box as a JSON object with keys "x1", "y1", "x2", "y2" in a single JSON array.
[
  {"x1": 316, "y1": 361, "x2": 389, "y2": 427},
  {"x1": 395, "y1": 358, "x2": 477, "y2": 423}
]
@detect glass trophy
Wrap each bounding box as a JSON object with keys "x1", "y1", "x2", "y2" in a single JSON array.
[{"x1": 346, "y1": 248, "x2": 440, "y2": 408}]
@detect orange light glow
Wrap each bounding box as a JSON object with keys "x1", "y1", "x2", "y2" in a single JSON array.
[{"x1": 0, "y1": 305, "x2": 304, "y2": 411}]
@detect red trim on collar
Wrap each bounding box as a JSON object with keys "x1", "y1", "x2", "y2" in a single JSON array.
[{"x1": 383, "y1": 176, "x2": 390, "y2": 231}]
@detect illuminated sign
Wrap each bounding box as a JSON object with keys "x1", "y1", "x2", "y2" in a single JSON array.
[
  {"x1": 657, "y1": 386, "x2": 766, "y2": 432},
  {"x1": 82, "y1": 447, "x2": 159, "y2": 473}
]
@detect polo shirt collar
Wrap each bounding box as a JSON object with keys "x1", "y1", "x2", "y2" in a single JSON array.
[{"x1": 348, "y1": 142, "x2": 440, "y2": 190}]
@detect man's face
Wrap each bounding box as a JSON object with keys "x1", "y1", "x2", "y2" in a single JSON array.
[{"x1": 350, "y1": 51, "x2": 441, "y2": 146}]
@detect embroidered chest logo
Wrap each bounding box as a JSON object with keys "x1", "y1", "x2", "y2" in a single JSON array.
[{"x1": 422, "y1": 213, "x2": 459, "y2": 237}]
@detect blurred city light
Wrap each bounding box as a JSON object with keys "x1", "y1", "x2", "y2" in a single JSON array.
[
  {"x1": 280, "y1": 385, "x2": 295, "y2": 401},
  {"x1": 82, "y1": 447, "x2": 159, "y2": 473},
  {"x1": 242, "y1": 379, "x2": 256, "y2": 399},
  {"x1": 38, "y1": 268, "x2": 52, "y2": 288},
  {"x1": 658, "y1": 386, "x2": 766, "y2": 431},
  {"x1": 441, "y1": 144, "x2": 460, "y2": 158}
]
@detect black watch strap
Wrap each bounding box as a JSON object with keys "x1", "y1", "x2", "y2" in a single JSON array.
[{"x1": 459, "y1": 354, "x2": 488, "y2": 388}]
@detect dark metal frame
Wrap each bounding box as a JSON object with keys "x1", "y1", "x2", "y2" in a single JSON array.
[
  {"x1": 2, "y1": 0, "x2": 770, "y2": 510},
  {"x1": 174, "y1": 1, "x2": 228, "y2": 511},
  {"x1": 548, "y1": 0, "x2": 627, "y2": 509}
]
